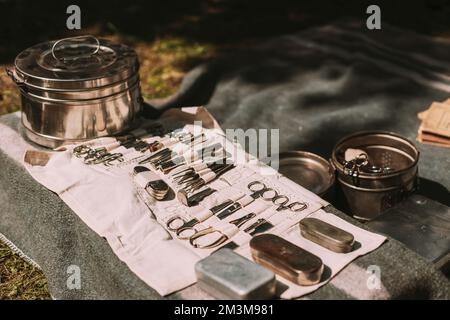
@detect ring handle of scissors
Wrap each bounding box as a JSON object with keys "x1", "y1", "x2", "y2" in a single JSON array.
[
  {"x1": 248, "y1": 181, "x2": 277, "y2": 200},
  {"x1": 248, "y1": 181, "x2": 266, "y2": 192},
  {"x1": 189, "y1": 227, "x2": 229, "y2": 249},
  {"x1": 166, "y1": 216, "x2": 187, "y2": 232},
  {"x1": 260, "y1": 188, "x2": 278, "y2": 200},
  {"x1": 176, "y1": 225, "x2": 198, "y2": 240},
  {"x1": 288, "y1": 201, "x2": 308, "y2": 212},
  {"x1": 272, "y1": 194, "x2": 289, "y2": 207}
]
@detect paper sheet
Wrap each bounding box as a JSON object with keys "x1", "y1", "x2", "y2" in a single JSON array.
[{"x1": 417, "y1": 100, "x2": 450, "y2": 147}]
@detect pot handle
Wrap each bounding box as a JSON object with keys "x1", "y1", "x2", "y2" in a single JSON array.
[
  {"x1": 51, "y1": 35, "x2": 100, "y2": 62},
  {"x1": 328, "y1": 158, "x2": 337, "y2": 172},
  {"x1": 5, "y1": 67, "x2": 26, "y2": 87}
]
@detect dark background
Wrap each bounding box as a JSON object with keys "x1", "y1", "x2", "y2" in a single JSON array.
[{"x1": 1, "y1": 0, "x2": 450, "y2": 63}]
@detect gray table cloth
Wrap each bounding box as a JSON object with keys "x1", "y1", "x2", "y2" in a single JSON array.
[{"x1": 1, "y1": 21, "x2": 449, "y2": 299}]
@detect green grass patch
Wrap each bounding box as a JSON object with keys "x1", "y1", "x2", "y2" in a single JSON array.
[{"x1": 0, "y1": 241, "x2": 51, "y2": 300}]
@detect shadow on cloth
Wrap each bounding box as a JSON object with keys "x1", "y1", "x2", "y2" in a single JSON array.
[{"x1": 147, "y1": 23, "x2": 449, "y2": 157}]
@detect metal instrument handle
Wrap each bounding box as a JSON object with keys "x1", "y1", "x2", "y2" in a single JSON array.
[
  {"x1": 175, "y1": 216, "x2": 204, "y2": 239},
  {"x1": 260, "y1": 188, "x2": 277, "y2": 200},
  {"x1": 244, "y1": 218, "x2": 266, "y2": 233},
  {"x1": 248, "y1": 181, "x2": 266, "y2": 192},
  {"x1": 180, "y1": 187, "x2": 216, "y2": 207},
  {"x1": 229, "y1": 213, "x2": 256, "y2": 228},
  {"x1": 51, "y1": 35, "x2": 100, "y2": 62},
  {"x1": 288, "y1": 201, "x2": 308, "y2": 212},
  {"x1": 216, "y1": 203, "x2": 241, "y2": 220},
  {"x1": 247, "y1": 181, "x2": 277, "y2": 200},
  {"x1": 272, "y1": 194, "x2": 289, "y2": 207},
  {"x1": 166, "y1": 216, "x2": 187, "y2": 232},
  {"x1": 103, "y1": 153, "x2": 124, "y2": 166},
  {"x1": 189, "y1": 227, "x2": 229, "y2": 249},
  {"x1": 210, "y1": 199, "x2": 234, "y2": 214},
  {"x1": 73, "y1": 145, "x2": 92, "y2": 157},
  {"x1": 176, "y1": 225, "x2": 199, "y2": 240}
]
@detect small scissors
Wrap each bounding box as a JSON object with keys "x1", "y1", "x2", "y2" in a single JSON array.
[
  {"x1": 210, "y1": 181, "x2": 276, "y2": 220},
  {"x1": 247, "y1": 181, "x2": 307, "y2": 212},
  {"x1": 73, "y1": 144, "x2": 92, "y2": 157},
  {"x1": 166, "y1": 200, "x2": 233, "y2": 239},
  {"x1": 247, "y1": 181, "x2": 291, "y2": 207},
  {"x1": 272, "y1": 195, "x2": 308, "y2": 212},
  {"x1": 247, "y1": 181, "x2": 278, "y2": 200},
  {"x1": 189, "y1": 212, "x2": 256, "y2": 249}
]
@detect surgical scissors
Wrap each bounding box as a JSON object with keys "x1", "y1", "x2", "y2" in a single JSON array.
[
  {"x1": 276, "y1": 200, "x2": 308, "y2": 212},
  {"x1": 189, "y1": 212, "x2": 256, "y2": 249},
  {"x1": 247, "y1": 181, "x2": 278, "y2": 201},
  {"x1": 211, "y1": 181, "x2": 283, "y2": 220},
  {"x1": 166, "y1": 194, "x2": 244, "y2": 239},
  {"x1": 248, "y1": 181, "x2": 307, "y2": 212},
  {"x1": 188, "y1": 200, "x2": 269, "y2": 249}
]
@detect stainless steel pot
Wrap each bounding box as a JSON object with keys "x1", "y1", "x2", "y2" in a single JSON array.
[
  {"x1": 331, "y1": 131, "x2": 419, "y2": 221},
  {"x1": 7, "y1": 35, "x2": 143, "y2": 148}
]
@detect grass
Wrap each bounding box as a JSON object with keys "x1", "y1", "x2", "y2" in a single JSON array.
[
  {"x1": 0, "y1": 241, "x2": 51, "y2": 300},
  {"x1": 137, "y1": 37, "x2": 214, "y2": 100}
]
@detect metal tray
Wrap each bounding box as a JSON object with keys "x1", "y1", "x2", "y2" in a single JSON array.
[{"x1": 278, "y1": 151, "x2": 335, "y2": 197}]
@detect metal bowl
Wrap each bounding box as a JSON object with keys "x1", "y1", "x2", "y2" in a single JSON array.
[{"x1": 278, "y1": 151, "x2": 335, "y2": 197}]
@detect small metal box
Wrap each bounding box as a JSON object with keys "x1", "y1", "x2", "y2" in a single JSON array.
[
  {"x1": 300, "y1": 218, "x2": 354, "y2": 253},
  {"x1": 250, "y1": 234, "x2": 324, "y2": 286},
  {"x1": 195, "y1": 248, "x2": 276, "y2": 300}
]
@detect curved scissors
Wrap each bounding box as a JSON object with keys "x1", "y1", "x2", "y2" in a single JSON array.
[
  {"x1": 189, "y1": 227, "x2": 229, "y2": 249},
  {"x1": 189, "y1": 212, "x2": 256, "y2": 249}
]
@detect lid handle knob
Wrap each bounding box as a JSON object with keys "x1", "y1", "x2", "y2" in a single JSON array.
[{"x1": 51, "y1": 35, "x2": 100, "y2": 62}]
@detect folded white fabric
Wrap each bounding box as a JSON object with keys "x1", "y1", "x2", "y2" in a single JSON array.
[{"x1": 25, "y1": 136, "x2": 201, "y2": 295}]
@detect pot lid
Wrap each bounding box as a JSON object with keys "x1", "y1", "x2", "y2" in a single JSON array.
[{"x1": 14, "y1": 35, "x2": 139, "y2": 90}]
